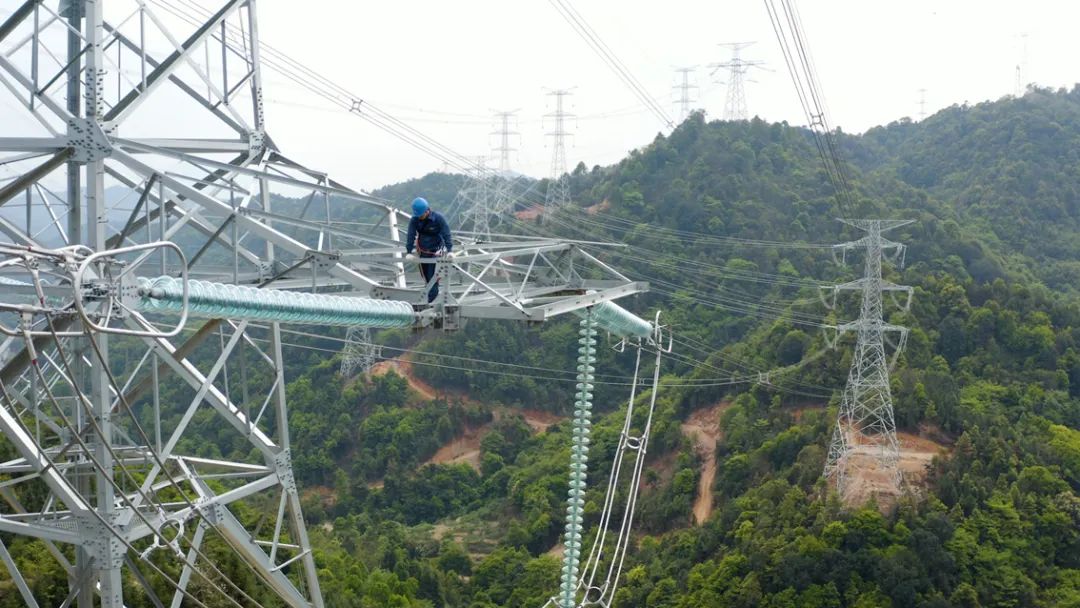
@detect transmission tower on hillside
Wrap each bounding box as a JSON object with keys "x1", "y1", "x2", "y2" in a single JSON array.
[
  {"x1": 709, "y1": 42, "x2": 766, "y2": 121},
  {"x1": 544, "y1": 88, "x2": 575, "y2": 213},
  {"x1": 1015, "y1": 32, "x2": 1029, "y2": 97},
  {"x1": 822, "y1": 219, "x2": 914, "y2": 502},
  {"x1": 672, "y1": 66, "x2": 699, "y2": 122},
  {"x1": 491, "y1": 109, "x2": 520, "y2": 174},
  {"x1": 340, "y1": 327, "x2": 381, "y2": 377},
  {"x1": 917, "y1": 88, "x2": 928, "y2": 120}
]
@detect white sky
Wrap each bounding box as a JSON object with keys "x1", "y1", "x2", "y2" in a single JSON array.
[
  {"x1": 3, "y1": 1, "x2": 1077, "y2": 196},
  {"x1": 253, "y1": 0, "x2": 1075, "y2": 193}
]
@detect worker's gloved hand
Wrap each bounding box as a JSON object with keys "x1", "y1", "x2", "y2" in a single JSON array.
[
  {"x1": 445, "y1": 251, "x2": 457, "y2": 260},
  {"x1": 404, "y1": 253, "x2": 417, "y2": 262}
]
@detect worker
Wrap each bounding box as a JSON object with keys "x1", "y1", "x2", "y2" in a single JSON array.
[{"x1": 404, "y1": 197, "x2": 454, "y2": 303}]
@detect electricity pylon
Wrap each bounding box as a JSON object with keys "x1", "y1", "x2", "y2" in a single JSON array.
[
  {"x1": 672, "y1": 66, "x2": 698, "y2": 122},
  {"x1": 544, "y1": 88, "x2": 575, "y2": 213},
  {"x1": 709, "y1": 42, "x2": 766, "y2": 121},
  {"x1": 918, "y1": 88, "x2": 928, "y2": 120},
  {"x1": 458, "y1": 156, "x2": 499, "y2": 241},
  {"x1": 340, "y1": 327, "x2": 380, "y2": 377},
  {"x1": 822, "y1": 219, "x2": 914, "y2": 503},
  {"x1": 491, "y1": 109, "x2": 520, "y2": 174}
]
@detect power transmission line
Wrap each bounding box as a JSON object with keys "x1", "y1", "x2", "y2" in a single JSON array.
[
  {"x1": 763, "y1": 0, "x2": 857, "y2": 218},
  {"x1": 546, "y1": 0, "x2": 674, "y2": 129},
  {"x1": 152, "y1": 0, "x2": 483, "y2": 175}
]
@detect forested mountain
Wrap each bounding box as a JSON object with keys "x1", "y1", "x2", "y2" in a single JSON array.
[
  {"x1": 293, "y1": 87, "x2": 1079, "y2": 607},
  {"x1": 5, "y1": 89, "x2": 1080, "y2": 607}
]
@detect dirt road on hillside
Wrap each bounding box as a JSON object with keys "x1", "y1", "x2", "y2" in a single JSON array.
[{"x1": 681, "y1": 402, "x2": 731, "y2": 525}]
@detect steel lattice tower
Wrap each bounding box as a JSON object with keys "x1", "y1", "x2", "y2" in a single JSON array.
[
  {"x1": 491, "y1": 109, "x2": 519, "y2": 174},
  {"x1": 709, "y1": 42, "x2": 765, "y2": 121},
  {"x1": 918, "y1": 88, "x2": 928, "y2": 120},
  {"x1": 672, "y1": 66, "x2": 698, "y2": 123},
  {"x1": 458, "y1": 156, "x2": 497, "y2": 240},
  {"x1": 823, "y1": 219, "x2": 914, "y2": 502},
  {"x1": 340, "y1": 327, "x2": 380, "y2": 377},
  {"x1": 544, "y1": 88, "x2": 574, "y2": 212}
]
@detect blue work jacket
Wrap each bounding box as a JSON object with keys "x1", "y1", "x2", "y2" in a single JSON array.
[{"x1": 406, "y1": 211, "x2": 453, "y2": 254}]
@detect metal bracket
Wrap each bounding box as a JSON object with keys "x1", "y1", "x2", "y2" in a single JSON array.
[
  {"x1": 306, "y1": 250, "x2": 341, "y2": 271},
  {"x1": 248, "y1": 129, "x2": 266, "y2": 156},
  {"x1": 272, "y1": 449, "x2": 295, "y2": 493},
  {"x1": 67, "y1": 118, "x2": 113, "y2": 163}
]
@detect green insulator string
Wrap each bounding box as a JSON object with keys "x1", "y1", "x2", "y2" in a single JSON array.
[
  {"x1": 558, "y1": 309, "x2": 597, "y2": 608},
  {"x1": 136, "y1": 276, "x2": 416, "y2": 328}
]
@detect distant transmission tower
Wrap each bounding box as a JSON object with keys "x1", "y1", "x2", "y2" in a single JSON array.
[
  {"x1": 459, "y1": 156, "x2": 496, "y2": 240},
  {"x1": 1015, "y1": 32, "x2": 1029, "y2": 96},
  {"x1": 672, "y1": 66, "x2": 699, "y2": 122},
  {"x1": 491, "y1": 109, "x2": 520, "y2": 174},
  {"x1": 823, "y1": 219, "x2": 914, "y2": 502},
  {"x1": 544, "y1": 88, "x2": 575, "y2": 212},
  {"x1": 709, "y1": 42, "x2": 766, "y2": 121},
  {"x1": 917, "y1": 88, "x2": 927, "y2": 120},
  {"x1": 340, "y1": 327, "x2": 380, "y2": 377}
]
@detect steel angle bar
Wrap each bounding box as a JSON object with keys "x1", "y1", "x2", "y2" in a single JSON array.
[
  {"x1": 102, "y1": 23, "x2": 248, "y2": 136},
  {"x1": 103, "y1": 165, "x2": 265, "y2": 267},
  {"x1": 172, "y1": 455, "x2": 269, "y2": 474},
  {"x1": 104, "y1": 0, "x2": 247, "y2": 126},
  {"x1": 0, "y1": 535, "x2": 38, "y2": 606},
  {"x1": 126, "y1": 472, "x2": 279, "y2": 543},
  {"x1": 242, "y1": 207, "x2": 400, "y2": 248},
  {"x1": 0, "y1": 393, "x2": 89, "y2": 514},
  {"x1": 267, "y1": 150, "x2": 395, "y2": 212},
  {"x1": 0, "y1": 148, "x2": 71, "y2": 207},
  {"x1": 0, "y1": 1, "x2": 40, "y2": 45},
  {"x1": 0, "y1": 54, "x2": 71, "y2": 121},
  {"x1": 128, "y1": 320, "x2": 249, "y2": 508},
  {"x1": 125, "y1": 314, "x2": 278, "y2": 455},
  {"x1": 115, "y1": 149, "x2": 381, "y2": 290},
  {"x1": 118, "y1": 138, "x2": 391, "y2": 212},
  {"x1": 122, "y1": 138, "x2": 251, "y2": 153},
  {"x1": 0, "y1": 137, "x2": 68, "y2": 152},
  {"x1": 528, "y1": 282, "x2": 649, "y2": 318},
  {"x1": 451, "y1": 264, "x2": 527, "y2": 314},
  {"x1": 186, "y1": 475, "x2": 311, "y2": 608},
  {"x1": 0, "y1": 514, "x2": 82, "y2": 544}
]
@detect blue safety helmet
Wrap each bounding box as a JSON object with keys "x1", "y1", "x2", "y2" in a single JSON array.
[{"x1": 411, "y1": 197, "x2": 430, "y2": 217}]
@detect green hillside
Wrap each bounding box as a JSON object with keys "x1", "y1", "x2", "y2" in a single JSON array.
[
  {"x1": 5, "y1": 90, "x2": 1080, "y2": 608},
  {"x1": 288, "y1": 89, "x2": 1079, "y2": 607}
]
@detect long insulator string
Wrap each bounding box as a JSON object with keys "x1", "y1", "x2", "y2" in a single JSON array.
[
  {"x1": 558, "y1": 309, "x2": 598, "y2": 607},
  {"x1": 136, "y1": 276, "x2": 416, "y2": 328}
]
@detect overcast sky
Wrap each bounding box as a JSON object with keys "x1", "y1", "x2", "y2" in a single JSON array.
[
  {"x1": 3, "y1": 1, "x2": 1077, "y2": 197},
  {"x1": 251, "y1": 0, "x2": 1077, "y2": 194}
]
